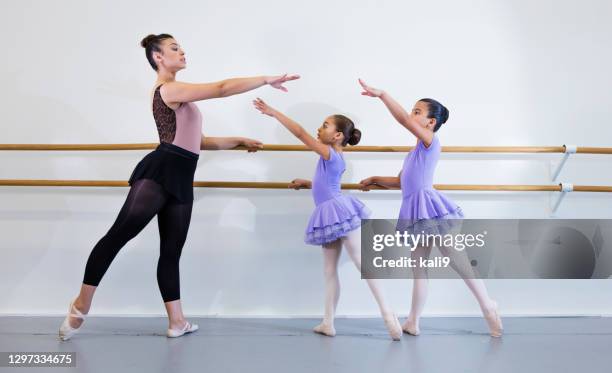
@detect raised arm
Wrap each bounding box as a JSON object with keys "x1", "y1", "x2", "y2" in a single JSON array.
[
  {"x1": 253, "y1": 98, "x2": 331, "y2": 159},
  {"x1": 358, "y1": 79, "x2": 431, "y2": 143},
  {"x1": 161, "y1": 74, "x2": 300, "y2": 105}
]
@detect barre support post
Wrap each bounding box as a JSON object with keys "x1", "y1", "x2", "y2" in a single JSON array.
[{"x1": 552, "y1": 144, "x2": 576, "y2": 182}]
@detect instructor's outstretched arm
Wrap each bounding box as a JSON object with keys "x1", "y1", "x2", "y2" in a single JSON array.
[{"x1": 162, "y1": 74, "x2": 300, "y2": 104}]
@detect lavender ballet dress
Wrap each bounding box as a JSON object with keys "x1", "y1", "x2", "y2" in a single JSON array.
[
  {"x1": 304, "y1": 146, "x2": 371, "y2": 245},
  {"x1": 397, "y1": 135, "x2": 464, "y2": 235}
]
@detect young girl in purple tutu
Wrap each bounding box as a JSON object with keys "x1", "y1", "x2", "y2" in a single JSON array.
[
  {"x1": 358, "y1": 79, "x2": 502, "y2": 337},
  {"x1": 253, "y1": 98, "x2": 402, "y2": 340}
]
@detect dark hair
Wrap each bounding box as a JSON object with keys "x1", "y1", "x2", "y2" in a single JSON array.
[
  {"x1": 140, "y1": 33, "x2": 174, "y2": 71},
  {"x1": 332, "y1": 114, "x2": 361, "y2": 146},
  {"x1": 418, "y1": 98, "x2": 449, "y2": 132}
]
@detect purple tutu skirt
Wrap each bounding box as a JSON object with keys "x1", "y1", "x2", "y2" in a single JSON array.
[
  {"x1": 305, "y1": 195, "x2": 371, "y2": 245},
  {"x1": 396, "y1": 189, "x2": 464, "y2": 236}
]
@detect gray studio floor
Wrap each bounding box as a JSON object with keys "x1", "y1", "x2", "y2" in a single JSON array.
[{"x1": 1, "y1": 316, "x2": 611, "y2": 372}]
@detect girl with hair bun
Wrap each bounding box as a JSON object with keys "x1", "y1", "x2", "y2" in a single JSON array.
[
  {"x1": 252, "y1": 98, "x2": 403, "y2": 341},
  {"x1": 59, "y1": 33, "x2": 299, "y2": 340},
  {"x1": 358, "y1": 79, "x2": 503, "y2": 338}
]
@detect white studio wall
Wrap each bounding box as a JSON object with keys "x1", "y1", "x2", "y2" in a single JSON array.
[{"x1": 1, "y1": 0, "x2": 612, "y2": 317}]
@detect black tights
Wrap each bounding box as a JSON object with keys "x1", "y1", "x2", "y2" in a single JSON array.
[{"x1": 83, "y1": 179, "x2": 193, "y2": 302}]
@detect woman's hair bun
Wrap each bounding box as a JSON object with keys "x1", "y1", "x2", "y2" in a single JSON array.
[{"x1": 140, "y1": 34, "x2": 157, "y2": 48}]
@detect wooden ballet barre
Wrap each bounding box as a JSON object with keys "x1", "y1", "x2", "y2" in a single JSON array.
[
  {"x1": 1, "y1": 180, "x2": 611, "y2": 192},
  {"x1": 1, "y1": 143, "x2": 612, "y2": 154},
  {"x1": 0, "y1": 144, "x2": 159, "y2": 151}
]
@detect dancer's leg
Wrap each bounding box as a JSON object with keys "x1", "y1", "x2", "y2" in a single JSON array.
[
  {"x1": 342, "y1": 230, "x2": 393, "y2": 314},
  {"x1": 314, "y1": 239, "x2": 342, "y2": 336},
  {"x1": 342, "y1": 229, "x2": 402, "y2": 340},
  {"x1": 404, "y1": 244, "x2": 433, "y2": 335},
  {"x1": 437, "y1": 244, "x2": 502, "y2": 336},
  {"x1": 72, "y1": 179, "x2": 168, "y2": 328},
  {"x1": 157, "y1": 197, "x2": 194, "y2": 330}
]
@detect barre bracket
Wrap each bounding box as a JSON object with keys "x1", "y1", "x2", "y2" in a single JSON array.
[{"x1": 551, "y1": 182, "x2": 573, "y2": 216}]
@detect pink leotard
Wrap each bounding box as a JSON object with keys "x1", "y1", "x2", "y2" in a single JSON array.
[{"x1": 152, "y1": 84, "x2": 202, "y2": 154}]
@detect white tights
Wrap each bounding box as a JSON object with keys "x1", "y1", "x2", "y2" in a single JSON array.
[
  {"x1": 320, "y1": 229, "x2": 393, "y2": 325},
  {"x1": 407, "y1": 243, "x2": 496, "y2": 327}
]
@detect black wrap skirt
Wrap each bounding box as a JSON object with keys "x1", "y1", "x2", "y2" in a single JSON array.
[{"x1": 128, "y1": 142, "x2": 199, "y2": 203}]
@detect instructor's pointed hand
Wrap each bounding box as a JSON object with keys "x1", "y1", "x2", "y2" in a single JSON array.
[{"x1": 265, "y1": 74, "x2": 300, "y2": 92}]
